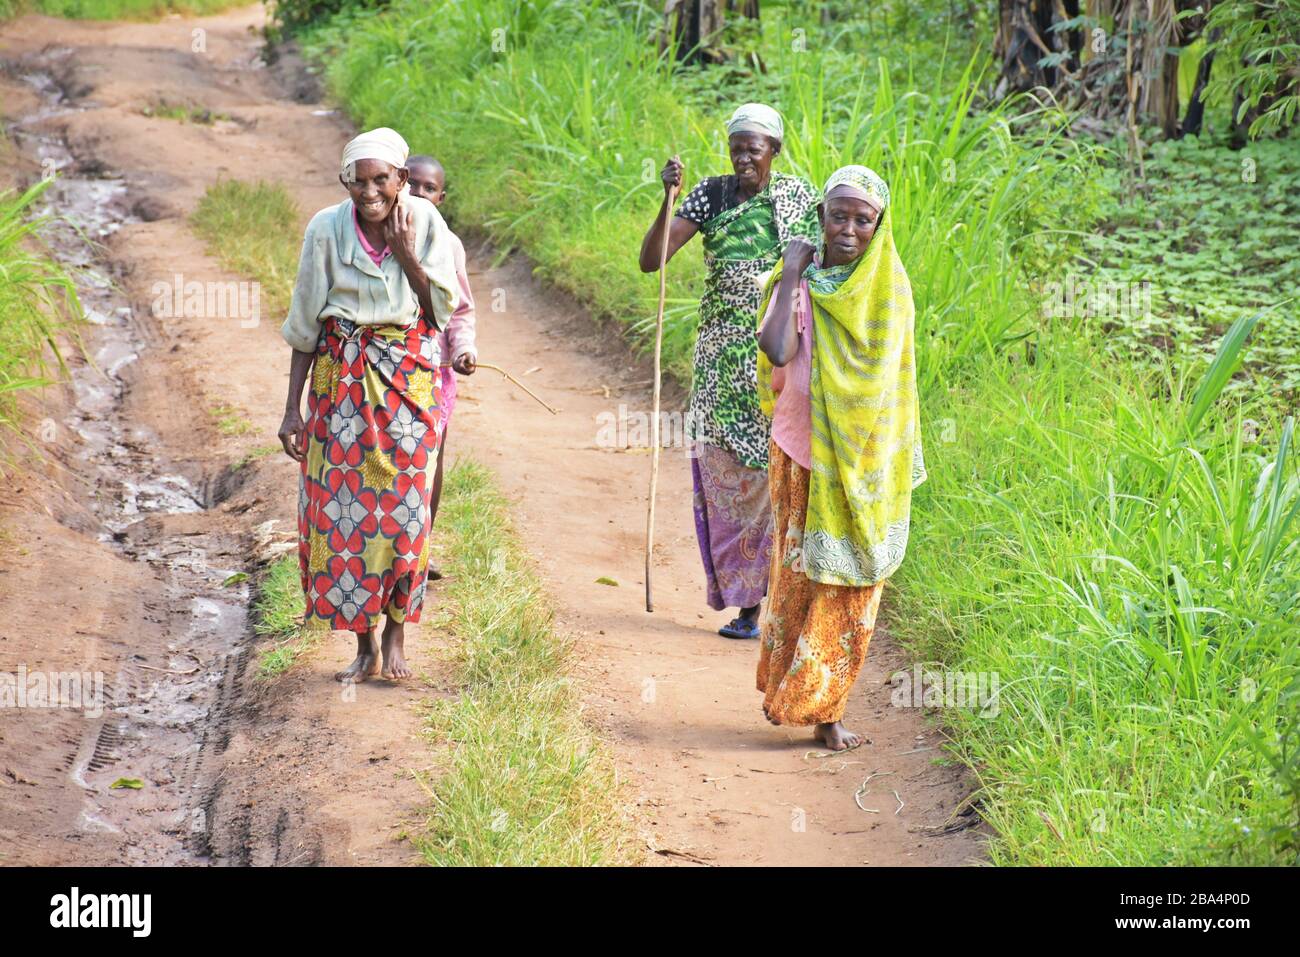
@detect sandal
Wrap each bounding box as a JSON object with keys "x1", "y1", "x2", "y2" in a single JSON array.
[{"x1": 718, "y1": 617, "x2": 759, "y2": 640}]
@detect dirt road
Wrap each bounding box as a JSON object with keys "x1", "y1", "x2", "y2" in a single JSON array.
[{"x1": 0, "y1": 6, "x2": 985, "y2": 866}]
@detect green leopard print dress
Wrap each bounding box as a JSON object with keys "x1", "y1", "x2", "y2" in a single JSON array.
[{"x1": 677, "y1": 171, "x2": 821, "y2": 469}]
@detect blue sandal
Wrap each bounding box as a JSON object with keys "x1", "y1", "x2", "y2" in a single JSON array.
[{"x1": 718, "y1": 617, "x2": 760, "y2": 640}]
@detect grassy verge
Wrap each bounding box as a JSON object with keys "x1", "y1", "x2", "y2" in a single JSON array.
[
  {"x1": 5, "y1": 0, "x2": 248, "y2": 20},
  {"x1": 301, "y1": 0, "x2": 1300, "y2": 863},
  {"x1": 414, "y1": 460, "x2": 633, "y2": 865},
  {"x1": 0, "y1": 180, "x2": 81, "y2": 471},
  {"x1": 191, "y1": 179, "x2": 301, "y2": 317},
  {"x1": 252, "y1": 554, "x2": 317, "y2": 678}
]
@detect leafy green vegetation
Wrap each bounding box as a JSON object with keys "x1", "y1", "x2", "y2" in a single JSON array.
[
  {"x1": 300, "y1": 0, "x2": 1299, "y2": 864},
  {"x1": 1083, "y1": 135, "x2": 1299, "y2": 398},
  {"x1": 414, "y1": 461, "x2": 633, "y2": 865}
]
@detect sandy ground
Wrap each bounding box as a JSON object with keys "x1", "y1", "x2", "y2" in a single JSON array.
[{"x1": 0, "y1": 5, "x2": 987, "y2": 866}]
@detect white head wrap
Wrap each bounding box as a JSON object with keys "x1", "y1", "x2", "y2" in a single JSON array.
[
  {"x1": 725, "y1": 103, "x2": 783, "y2": 143},
  {"x1": 340, "y1": 127, "x2": 409, "y2": 183}
]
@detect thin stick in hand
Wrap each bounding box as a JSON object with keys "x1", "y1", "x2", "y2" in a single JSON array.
[
  {"x1": 476, "y1": 361, "x2": 560, "y2": 415},
  {"x1": 646, "y1": 180, "x2": 679, "y2": 613}
]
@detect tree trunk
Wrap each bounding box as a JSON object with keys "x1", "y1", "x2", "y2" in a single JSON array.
[
  {"x1": 1180, "y1": 34, "x2": 1217, "y2": 138},
  {"x1": 666, "y1": 0, "x2": 726, "y2": 64},
  {"x1": 995, "y1": 0, "x2": 1069, "y2": 93}
]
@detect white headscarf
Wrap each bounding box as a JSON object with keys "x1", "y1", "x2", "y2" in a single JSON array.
[
  {"x1": 340, "y1": 127, "x2": 409, "y2": 183},
  {"x1": 725, "y1": 103, "x2": 783, "y2": 143}
]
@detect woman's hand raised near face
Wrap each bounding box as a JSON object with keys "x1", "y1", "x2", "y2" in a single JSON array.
[{"x1": 384, "y1": 199, "x2": 419, "y2": 265}]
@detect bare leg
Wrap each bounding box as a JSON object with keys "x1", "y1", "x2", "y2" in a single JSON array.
[
  {"x1": 381, "y1": 618, "x2": 411, "y2": 680},
  {"x1": 335, "y1": 629, "x2": 380, "y2": 683}
]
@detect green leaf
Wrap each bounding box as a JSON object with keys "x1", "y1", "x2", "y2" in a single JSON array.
[
  {"x1": 110, "y1": 778, "x2": 144, "y2": 790},
  {"x1": 595, "y1": 577, "x2": 619, "y2": 587},
  {"x1": 222, "y1": 572, "x2": 250, "y2": 587}
]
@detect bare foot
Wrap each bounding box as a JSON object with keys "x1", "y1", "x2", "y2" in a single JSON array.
[
  {"x1": 814, "y1": 721, "x2": 863, "y2": 751},
  {"x1": 381, "y1": 621, "x2": 411, "y2": 680},
  {"x1": 335, "y1": 630, "x2": 380, "y2": 683}
]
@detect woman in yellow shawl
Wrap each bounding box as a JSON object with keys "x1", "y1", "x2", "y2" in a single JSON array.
[{"x1": 754, "y1": 165, "x2": 926, "y2": 751}]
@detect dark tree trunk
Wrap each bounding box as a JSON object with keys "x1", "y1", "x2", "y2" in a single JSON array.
[
  {"x1": 1179, "y1": 34, "x2": 1217, "y2": 138},
  {"x1": 995, "y1": 0, "x2": 1065, "y2": 93},
  {"x1": 666, "y1": 0, "x2": 726, "y2": 64}
]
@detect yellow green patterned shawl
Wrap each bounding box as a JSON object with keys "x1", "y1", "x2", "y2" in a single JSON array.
[{"x1": 757, "y1": 206, "x2": 927, "y2": 586}]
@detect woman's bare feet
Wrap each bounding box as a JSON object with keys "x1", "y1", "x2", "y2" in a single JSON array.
[
  {"x1": 381, "y1": 620, "x2": 411, "y2": 680},
  {"x1": 814, "y1": 721, "x2": 863, "y2": 751},
  {"x1": 335, "y1": 630, "x2": 381, "y2": 683}
]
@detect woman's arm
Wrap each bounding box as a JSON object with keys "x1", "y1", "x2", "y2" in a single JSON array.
[
  {"x1": 758, "y1": 238, "x2": 817, "y2": 367},
  {"x1": 638, "y1": 155, "x2": 698, "y2": 273},
  {"x1": 278, "y1": 347, "x2": 316, "y2": 462},
  {"x1": 386, "y1": 201, "x2": 439, "y2": 323}
]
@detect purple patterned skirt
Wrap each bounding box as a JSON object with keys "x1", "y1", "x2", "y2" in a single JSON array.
[{"x1": 690, "y1": 442, "x2": 773, "y2": 610}]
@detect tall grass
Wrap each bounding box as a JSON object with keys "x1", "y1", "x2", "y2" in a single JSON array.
[
  {"x1": 893, "y1": 312, "x2": 1300, "y2": 864},
  {"x1": 308, "y1": 0, "x2": 1089, "y2": 388},
  {"x1": 304, "y1": 0, "x2": 1298, "y2": 863},
  {"x1": 0, "y1": 180, "x2": 80, "y2": 467}
]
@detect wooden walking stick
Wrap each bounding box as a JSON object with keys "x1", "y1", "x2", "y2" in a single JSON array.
[{"x1": 646, "y1": 174, "x2": 680, "y2": 613}]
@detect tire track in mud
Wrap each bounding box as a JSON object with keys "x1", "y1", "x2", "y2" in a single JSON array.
[{"x1": 0, "y1": 44, "x2": 303, "y2": 866}]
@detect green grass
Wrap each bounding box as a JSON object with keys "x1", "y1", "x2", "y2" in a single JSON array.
[
  {"x1": 141, "y1": 102, "x2": 232, "y2": 125},
  {"x1": 414, "y1": 460, "x2": 633, "y2": 865},
  {"x1": 234, "y1": 443, "x2": 280, "y2": 469},
  {"x1": 253, "y1": 554, "x2": 317, "y2": 678},
  {"x1": 0, "y1": 180, "x2": 81, "y2": 471},
  {"x1": 305, "y1": 1, "x2": 1065, "y2": 385},
  {"x1": 191, "y1": 179, "x2": 301, "y2": 317},
  {"x1": 13, "y1": 0, "x2": 248, "y2": 19},
  {"x1": 302, "y1": 0, "x2": 1300, "y2": 864},
  {"x1": 210, "y1": 402, "x2": 254, "y2": 436},
  {"x1": 891, "y1": 315, "x2": 1299, "y2": 865}
]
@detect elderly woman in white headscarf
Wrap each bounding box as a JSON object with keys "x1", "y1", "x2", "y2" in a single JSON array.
[
  {"x1": 277, "y1": 126, "x2": 460, "y2": 683},
  {"x1": 638, "y1": 103, "x2": 820, "y2": 640}
]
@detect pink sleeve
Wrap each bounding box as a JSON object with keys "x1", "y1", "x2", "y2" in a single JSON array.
[{"x1": 445, "y1": 234, "x2": 477, "y2": 359}]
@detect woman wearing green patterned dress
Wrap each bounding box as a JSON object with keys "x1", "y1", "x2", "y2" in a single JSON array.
[{"x1": 639, "y1": 103, "x2": 820, "y2": 640}]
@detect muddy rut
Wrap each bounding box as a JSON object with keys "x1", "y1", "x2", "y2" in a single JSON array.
[{"x1": 0, "y1": 6, "x2": 986, "y2": 867}]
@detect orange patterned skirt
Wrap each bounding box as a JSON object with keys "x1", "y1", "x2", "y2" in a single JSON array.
[{"x1": 756, "y1": 440, "x2": 885, "y2": 726}]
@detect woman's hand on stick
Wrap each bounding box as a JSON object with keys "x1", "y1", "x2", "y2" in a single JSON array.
[{"x1": 661, "y1": 155, "x2": 683, "y2": 193}]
